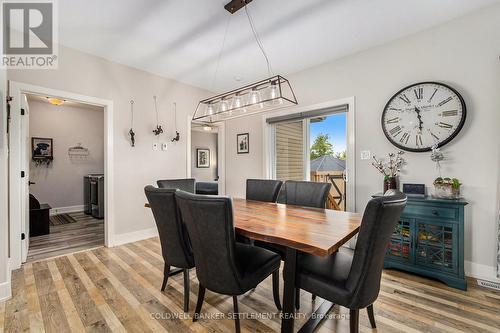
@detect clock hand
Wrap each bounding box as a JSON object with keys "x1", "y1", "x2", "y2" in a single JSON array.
[{"x1": 415, "y1": 107, "x2": 423, "y2": 131}]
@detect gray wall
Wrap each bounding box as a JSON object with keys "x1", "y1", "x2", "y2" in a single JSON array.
[
  {"x1": 7, "y1": 44, "x2": 210, "y2": 238},
  {"x1": 28, "y1": 98, "x2": 104, "y2": 209},
  {"x1": 224, "y1": 5, "x2": 500, "y2": 280},
  {"x1": 191, "y1": 131, "x2": 218, "y2": 182}
]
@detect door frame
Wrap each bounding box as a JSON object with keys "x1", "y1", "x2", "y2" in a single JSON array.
[
  {"x1": 186, "y1": 117, "x2": 226, "y2": 195},
  {"x1": 8, "y1": 81, "x2": 114, "y2": 269},
  {"x1": 262, "y1": 97, "x2": 356, "y2": 212}
]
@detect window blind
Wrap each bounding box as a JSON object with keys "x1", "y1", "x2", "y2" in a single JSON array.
[{"x1": 266, "y1": 104, "x2": 348, "y2": 124}]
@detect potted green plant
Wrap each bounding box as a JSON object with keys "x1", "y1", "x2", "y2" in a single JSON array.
[{"x1": 433, "y1": 177, "x2": 461, "y2": 199}]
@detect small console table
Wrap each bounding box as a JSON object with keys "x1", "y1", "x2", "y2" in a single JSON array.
[{"x1": 376, "y1": 194, "x2": 468, "y2": 290}]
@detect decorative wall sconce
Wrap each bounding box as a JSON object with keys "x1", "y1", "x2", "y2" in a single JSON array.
[
  {"x1": 129, "y1": 100, "x2": 136, "y2": 147},
  {"x1": 152, "y1": 95, "x2": 164, "y2": 136},
  {"x1": 171, "y1": 102, "x2": 180, "y2": 142}
]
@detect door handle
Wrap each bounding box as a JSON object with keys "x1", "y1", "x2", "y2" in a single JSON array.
[{"x1": 28, "y1": 181, "x2": 35, "y2": 186}]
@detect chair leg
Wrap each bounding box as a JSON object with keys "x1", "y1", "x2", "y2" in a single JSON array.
[
  {"x1": 367, "y1": 304, "x2": 376, "y2": 328},
  {"x1": 161, "y1": 265, "x2": 170, "y2": 291},
  {"x1": 233, "y1": 296, "x2": 241, "y2": 333},
  {"x1": 272, "y1": 270, "x2": 282, "y2": 311},
  {"x1": 295, "y1": 288, "x2": 300, "y2": 310},
  {"x1": 183, "y1": 269, "x2": 190, "y2": 312},
  {"x1": 193, "y1": 284, "x2": 206, "y2": 322},
  {"x1": 349, "y1": 309, "x2": 359, "y2": 333}
]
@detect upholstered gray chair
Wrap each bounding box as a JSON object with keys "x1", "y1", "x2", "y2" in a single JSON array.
[
  {"x1": 277, "y1": 180, "x2": 331, "y2": 207},
  {"x1": 157, "y1": 178, "x2": 195, "y2": 193},
  {"x1": 175, "y1": 191, "x2": 282, "y2": 333},
  {"x1": 295, "y1": 192, "x2": 407, "y2": 333},
  {"x1": 246, "y1": 179, "x2": 283, "y2": 202},
  {"x1": 144, "y1": 186, "x2": 194, "y2": 312}
]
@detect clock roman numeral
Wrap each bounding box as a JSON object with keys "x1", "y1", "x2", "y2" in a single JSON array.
[
  {"x1": 414, "y1": 88, "x2": 423, "y2": 101},
  {"x1": 431, "y1": 132, "x2": 440, "y2": 141},
  {"x1": 386, "y1": 117, "x2": 399, "y2": 124},
  {"x1": 400, "y1": 132, "x2": 409, "y2": 144},
  {"x1": 388, "y1": 107, "x2": 402, "y2": 111},
  {"x1": 389, "y1": 125, "x2": 402, "y2": 137},
  {"x1": 428, "y1": 88, "x2": 438, "y2": 103},
  {"x1": 438, "y1": 122, "x2": 453, "y2": 129},
  {"x1": 416, "y1": 134, "x2": 423, "y2": 146},
  {"x1": 399, "y1": 94, "x2": 411, "y2": 104},
  {"x1": 441, "y1": 110, "x2": 458, "y2": 117},
  {"x1": 437, "y1": 97, "x2": 453, "y2": 107}
]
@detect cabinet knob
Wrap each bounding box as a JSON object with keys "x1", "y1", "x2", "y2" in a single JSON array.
[{"x1": 432, "y1": 210, "x2": 439, "y2": 216}]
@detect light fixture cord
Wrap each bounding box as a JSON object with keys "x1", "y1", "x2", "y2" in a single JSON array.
[
  {"x1": 212, "y1": 15, "x2": 231, "y2": 90},
  {"x1": 245, "y1": 5, "x2": 273, "y2": 76}
]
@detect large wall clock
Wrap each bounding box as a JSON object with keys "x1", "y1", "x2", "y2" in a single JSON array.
[{"x1": 382, "y1": 82, "x2": 466, "y2": 152}]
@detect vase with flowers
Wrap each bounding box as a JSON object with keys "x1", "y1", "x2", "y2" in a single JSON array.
[{"x1": 371, "y1": 151, "x2": 405, "y2": 193}]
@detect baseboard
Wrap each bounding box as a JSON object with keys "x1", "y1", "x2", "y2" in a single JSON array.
[
  {"x1": 465, "y1": 260, "x2": 500, "y2": 283},
  {"x1": 111, "y1": 227, "x2": 158, "y2": 247},
  {"x1": 0, "y1": 259, "x2": 12, "y2": 302},
  {"x1": 50, "y1": 205, "x2": 84, "y2": 216}
]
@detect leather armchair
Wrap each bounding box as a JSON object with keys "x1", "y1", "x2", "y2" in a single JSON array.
[
  {"x1": 157, "y1": 178, "x2": 195, "y2": 193},
  {"x1": 246, "y1": 179, "x2": 283, "y2": 202},
  {"x1": 175, "y1": 190, "x2": 282, "y2": 332},
  {"x1": 144, "y1": 186, "x2": 195, "y2": 312},
  {"x1": 295, "y1": 193, "x2": 407, "y2": 333}
]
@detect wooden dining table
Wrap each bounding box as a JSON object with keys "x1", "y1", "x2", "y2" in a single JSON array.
[{"x1": 145, "y1": 198, "x2": 362, "y2": 333}]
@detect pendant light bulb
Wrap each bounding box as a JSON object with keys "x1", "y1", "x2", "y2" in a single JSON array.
[
  {"x1": 249, "y1": 89, "x2": 261, "y2": 105},
  {"x1": 207, "y1": 103, "x2": 214, "y2": 115}
]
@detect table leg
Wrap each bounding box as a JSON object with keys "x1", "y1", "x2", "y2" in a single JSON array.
[
  {"x1": 297, "y1": 301, "x2": 334, "y2": 333},
  {"x1": 282, "y1": 247, "x2": 297, "y2": 333}
]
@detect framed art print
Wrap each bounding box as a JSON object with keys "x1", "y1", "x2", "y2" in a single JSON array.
[
  {"x1": 196, "y1": 148, "x2": 210, "y2": 168},
  {"x1": 237, "y1": 133, "x2": 249, "y2": 154}
]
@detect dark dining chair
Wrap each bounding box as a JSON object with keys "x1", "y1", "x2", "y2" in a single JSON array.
[
  {"x1": 157, "y1": 178, "x2": 195, "y2": 193},
  {"x1": 295, "y1": 192, "x2": 407, "y2": 333},
  {"x1": 277, "y1": 180, "x2": 331, "y2": 208},
  {"x1": 144, "y1": 186, "x2": 194, "y2": 312},
  {"x1": 246, "y1": 179, "x2": 283, "y2": 202},
  {"x1": 255, "y1": 180, "x2": 332, "y2": 308},
  {"x1": 175, "y1": 191, "x2": 282, "y2": 333}
]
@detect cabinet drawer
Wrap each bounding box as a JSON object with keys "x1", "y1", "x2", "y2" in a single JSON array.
[{"x1": 404, "y1": 205, "x2": 457, "y2": 220}]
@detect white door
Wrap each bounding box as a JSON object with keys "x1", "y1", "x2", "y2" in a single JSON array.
[{"x1": 20, "y1": 94, "x2": 30, "y2": 262}]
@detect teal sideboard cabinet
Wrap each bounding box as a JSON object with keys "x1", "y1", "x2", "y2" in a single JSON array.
[{"x1": 379, "y1": 195, "x2": 468, "y2": 290}]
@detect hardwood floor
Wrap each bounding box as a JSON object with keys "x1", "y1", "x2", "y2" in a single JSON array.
[
  {"x1": 27, "y1": 212, "x2": 104, "y2": 262},
  {"x1": 2, "y1": 237, "x2": 500, "y2": 332}
]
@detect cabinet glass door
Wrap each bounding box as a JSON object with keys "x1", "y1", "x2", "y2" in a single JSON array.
[
  {"x1": 386, "y1": 218, "x2": 413, "y2": 263},
  {"x1": 415, "y1": 220, "x2": 457, "y2": 273}
]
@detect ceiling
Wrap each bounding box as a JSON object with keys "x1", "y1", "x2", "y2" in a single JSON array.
[{"x1": 59, "y1": 0, "x2": 499, "y2": 92}]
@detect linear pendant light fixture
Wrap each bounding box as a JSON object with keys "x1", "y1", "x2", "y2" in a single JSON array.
[{"x1": 193, "y1": 0, "x2": 297, "y2": 124}]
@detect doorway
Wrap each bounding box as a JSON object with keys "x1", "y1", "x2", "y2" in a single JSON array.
[
  {"x1": 8, "y1": 81, "x2": 114, "y2": 269},
  {"x1": 26, "y1": 94, "x2": 105, "y2": 261},
  {"x1": 264, "y1": 98, "x2": 355, "y2": 212},
  {"x1": 191, "y1": 125, "x2": 219, "y2": 194}
]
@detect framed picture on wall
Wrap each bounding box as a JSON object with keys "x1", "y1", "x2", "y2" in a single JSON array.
[
  {"x1": 32, "y1": 137, "x2": 54, "y2": 160},
  {"x1": 197, "y1": 148, "x2": 210, "y2": 168},
  {"x1": 237, "y1": 133, "x2": 249, "y2": 154}
]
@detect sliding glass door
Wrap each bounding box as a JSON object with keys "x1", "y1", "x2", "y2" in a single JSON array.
[{"x1": 270, "y1": 106, "x2": 349, "y2": 211}]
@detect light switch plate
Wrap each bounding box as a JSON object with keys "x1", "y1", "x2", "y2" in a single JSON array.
[
  {"x1": 161, "y1": 143, "x2": 168, "y2": 151},
  {"x1": 360, "y1": 150, "x2": 371, "y2": 160},
  {"x1": 152, "y1": 143, "x2": 159, "y2": 151}
]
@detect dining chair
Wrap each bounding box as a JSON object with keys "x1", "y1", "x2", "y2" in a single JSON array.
[
  {"x1": 175, "y1": 191, "x2": 282, "y2": 333},
  {"x1": 246, "y1": 179, "x2": 283, "y2": 202},
  {"x1": 157, "y1": 178, "x2": 195, "y2": 193},
  {"x1": 255, "y1": 180, "x2": 332, "y2": 308},
  {"x1": 295, "y1": 192, "x2": 407, "y2": 333},
  {"x1": 144, "y1": 185, "x2": 194, "y2": 312}
]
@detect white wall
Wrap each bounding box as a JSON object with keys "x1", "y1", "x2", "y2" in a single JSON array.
[
  {"x1": 28, "y1": 98, "x2": 104, "y2": 209},
  {"x1": 7, "y1": 44, "x2": 210, "y2": 240},
  {"x1": 225, "y1": 5, "x2": 500, "y2": 280},
  {"x1": 191, "y1": 130, "x2": 218, "y2": 182}
]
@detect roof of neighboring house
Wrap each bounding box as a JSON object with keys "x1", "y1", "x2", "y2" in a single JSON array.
[{"x1": 310, "y1": 156, "x2": 346, "y2": 172}]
